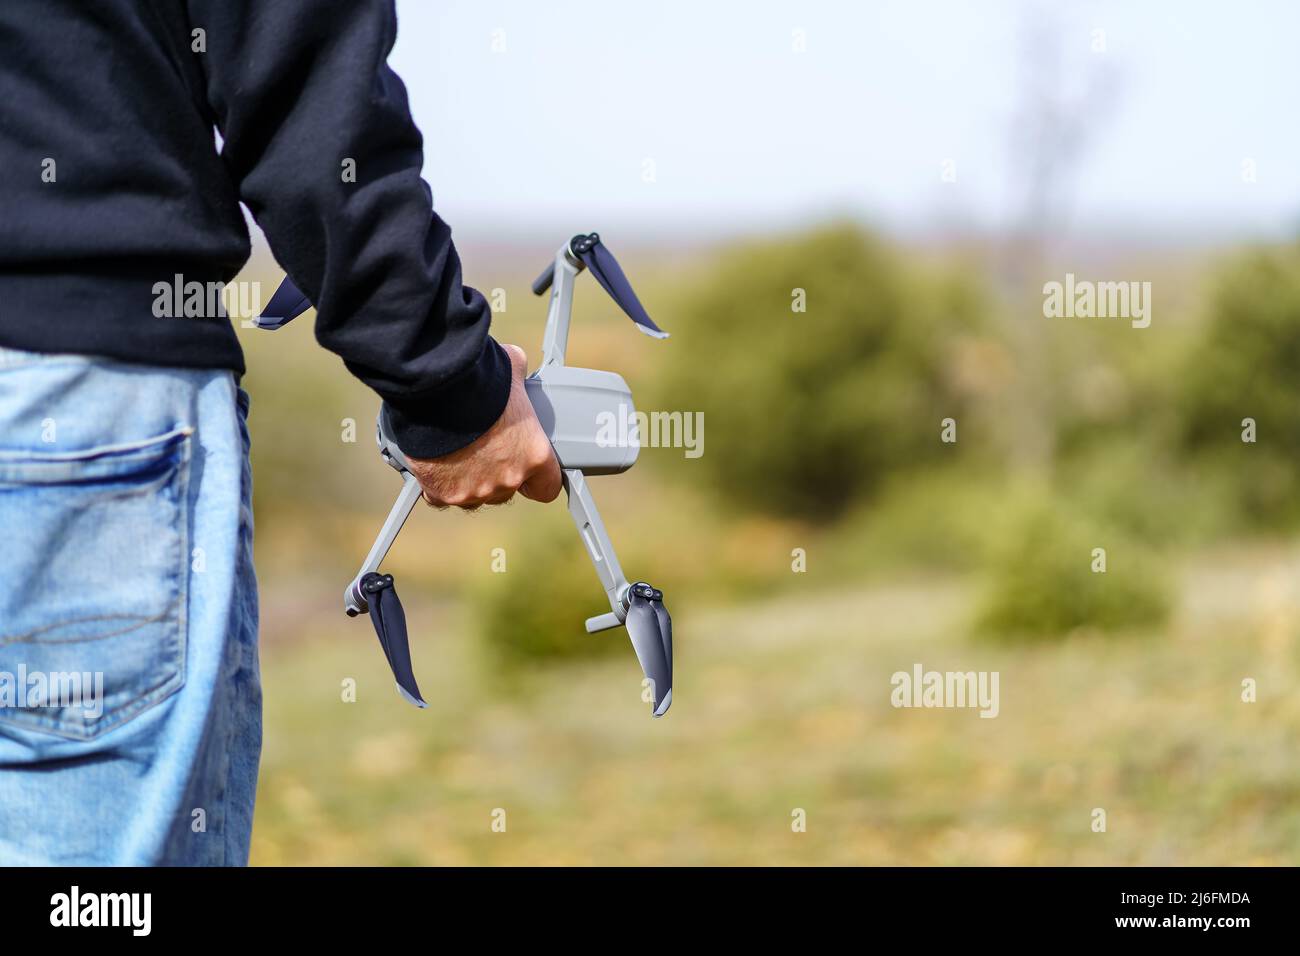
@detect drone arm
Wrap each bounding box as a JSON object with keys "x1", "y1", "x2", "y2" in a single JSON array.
[
  {"x1": 344, "y1": 471, "x2": 423, "y2": 615},
  {"x1": 537, "y1": 242, "x2": 584, "y2": 369},
  {"x1": 563, "y1": 468, "x2": 631, "y2": 631}
]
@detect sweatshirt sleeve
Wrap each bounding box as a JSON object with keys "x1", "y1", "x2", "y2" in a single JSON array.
[{"x1": 185, "y1": 0, "x2": 510, "y2": 458}]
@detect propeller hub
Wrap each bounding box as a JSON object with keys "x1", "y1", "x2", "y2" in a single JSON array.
[
  {"x1": 361, "y1": 572, "x2": 395, "y2": 595},
  {"x1": 569, "y1": 232, "x2": 600, "y2": 255}
]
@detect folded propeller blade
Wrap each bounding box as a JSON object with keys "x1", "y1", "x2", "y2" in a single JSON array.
[
  {"x1": 572, "y1": 234, "x2": 669, "y2": 339},
  {"x1": 625, "y1": 582, "x2": 673, "y2": 717},
  {"x1": 256, "y1": 276, "x2": 313, "y2": 330},
  {"x1": 361, "y1": 572, "x2": 427, "y2": 708}
]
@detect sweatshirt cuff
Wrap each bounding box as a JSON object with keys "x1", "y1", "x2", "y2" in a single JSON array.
[{"x1": 381, "y1": 338, "x2": 512, "y2": 459}]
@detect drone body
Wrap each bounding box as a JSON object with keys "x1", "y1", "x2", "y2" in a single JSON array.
[{"x1": 258, "y1": 233, "x2": 674, "y2": 716}]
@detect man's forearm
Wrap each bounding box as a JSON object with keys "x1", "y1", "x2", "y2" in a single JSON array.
[{"x1": 188, "y1": 0, "x2": 509, "y2": 456}]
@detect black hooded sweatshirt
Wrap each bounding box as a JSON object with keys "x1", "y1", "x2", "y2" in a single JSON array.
[{"x1": 0, "y1": 0, "x2": 510, "y2": 458}]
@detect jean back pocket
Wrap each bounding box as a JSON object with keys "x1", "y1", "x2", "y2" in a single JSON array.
[{"x1": 0, "y1": 427, "x2": 192, "y2": 739}]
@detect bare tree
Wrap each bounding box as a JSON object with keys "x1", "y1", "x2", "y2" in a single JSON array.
[{"x1": 997, "y1": 3, "x2": 1122, "y2": 474}]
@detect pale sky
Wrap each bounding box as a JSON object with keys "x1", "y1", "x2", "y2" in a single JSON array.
[{"x1": 387, "y1": 0, "x2": 1300, "y2": 242}]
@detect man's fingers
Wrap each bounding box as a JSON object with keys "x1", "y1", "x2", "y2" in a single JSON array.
[
  {"x1": 519, "y1": 448, "x2": 563, "y2": 503},
  {"x1": 483, "y1": 486, "x2": 518, "y2": 506},
  {"x1": 408, "y1": 341, "x2": 560, "y2": 510},
  {"x1": 422, "y1": 481, "x2": 519, "y2": 509}
]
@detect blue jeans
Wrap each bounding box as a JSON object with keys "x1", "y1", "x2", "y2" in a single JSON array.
[{"x1": 0, "y1": 347, "x2": 260, "y2": 865}]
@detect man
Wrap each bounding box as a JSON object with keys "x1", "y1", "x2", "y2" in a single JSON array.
[{"x1": 0, "y1": 0, "x2": 560, "y2": 864}]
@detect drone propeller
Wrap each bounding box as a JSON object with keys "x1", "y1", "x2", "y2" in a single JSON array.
[
  {"x1": 623, "y1": 582, "x2": 674, "y2": 717},
  {"x1": 571, "y1": 234, "x2": 668, "y2": 339},
  {"x1": 256, "y1": 276, "x2": 312, "y2": 329},
  {"x1": 359, "y1": 571, "x2": 427, "y2": 708},
  {"x1": 533, "y1": 233, "x2": 668, "y2": 340}
]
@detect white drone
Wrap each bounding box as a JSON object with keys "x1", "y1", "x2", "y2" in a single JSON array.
[{"x1": 258, "y1": 233, "x2": 674, "y2": 717}]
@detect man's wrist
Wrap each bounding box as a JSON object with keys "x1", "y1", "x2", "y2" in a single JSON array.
[{"x1": 380, "y1": 338, "x2": 512, "y2": 459}]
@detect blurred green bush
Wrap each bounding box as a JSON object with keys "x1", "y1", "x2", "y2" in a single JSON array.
[
  {"x1": 821, "y1": 465, "x2": 1018, "y2": 575},
  {"x1": 974, "y1": 495, "x2": 1172, "y2": 642},
  {"x1": 650, "y1": 224, "x2": 992, "y2": 523},
  {"x1": 469, "y1": 499, "x2": 691, "y2": 670},
  {"x1": 1180, "y1": 242, "x2": 1300, "y2": 529},
  {"x1": 471, "y1": 517, "x2": 623, "y2": 668},
  {"x1": 1056, "y1": 436, "x2": 1236, "y2": 549}
]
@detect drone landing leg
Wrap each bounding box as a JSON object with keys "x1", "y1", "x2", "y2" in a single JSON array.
[
  {"x1": 345, "y1": 472, "x2": 423, "y2": 616},
  {"x1": 563, "y1": 468, "x2": 673, "y2": 717},
  {"x1": 343, "y1": 472, "x2": 428, "y2": 708},
  {"x1": 563, "y1": 468, "x2": 630, "y2": 628}
]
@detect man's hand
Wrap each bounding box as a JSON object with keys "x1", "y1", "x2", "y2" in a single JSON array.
[{"x1": 405, "y1": 344, "x2": 563, "y2": 509}]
